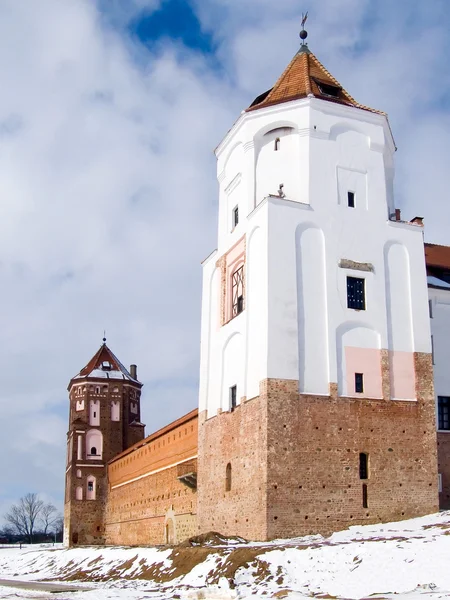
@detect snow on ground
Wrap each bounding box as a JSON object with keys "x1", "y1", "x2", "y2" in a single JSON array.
[{"x1": 0, "y1": 512, "x2": 449, "y2": 599}]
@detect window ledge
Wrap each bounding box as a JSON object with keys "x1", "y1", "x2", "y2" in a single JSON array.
[{"x1": 343, "y1": 395, "x2": 383, "y2": 400}]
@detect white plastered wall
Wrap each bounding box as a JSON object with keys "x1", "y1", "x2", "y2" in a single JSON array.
[{"x1": 199, "y1": 96, "x2": 431, "y2": 417}]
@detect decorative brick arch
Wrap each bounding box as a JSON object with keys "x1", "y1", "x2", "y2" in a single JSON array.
[{"x1": 164, "y1": 507, "x2": 177, "y2": 545}]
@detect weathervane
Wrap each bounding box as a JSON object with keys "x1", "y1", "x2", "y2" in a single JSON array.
[{"x1": 300, "y1": 11, "x2": 308, "y2": 45}]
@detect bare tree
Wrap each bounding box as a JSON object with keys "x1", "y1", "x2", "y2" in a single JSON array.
[
  {"x1": 4, "y1": 493, "x2": 44, "y2": 543},
  {"x1": 52, "y1": 515, "x2": 64, "y2": 542},
  {"x1": 40, "y1": 503, "x2": 57, "y2": 536}
]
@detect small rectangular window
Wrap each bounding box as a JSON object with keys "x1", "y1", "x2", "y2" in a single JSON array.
[
  {"x1": 431, "y1": 335, "x2": 435, "y2": 365},
  {"x1": 355, "y1": 373, "x2": 364, "y2": 394},
  {"x1": 362, "y1": 483, "x2": 368, "y2": 508},
  {"x1": 438, "y1": 473, "x2": 443, "y2": 493},
  {"x1": 348, "y1": 191, "x2": 355, "y2": 208},
  {"x1": 88, "y1": 482, "x2": 94, "y2": 492},
  {"x1": 347, "y1": 276, "x2": 365, "y2": 310},
  {"x1": 359, "y1": 453, "x2": 368, "y2": 480},
  {"x1": 429, "y1": 299, "x2": 433, "y2": 318},
  {"x1": 230, "y1": 385, "x2": 237, "y2": 411},
  {"x1": 233, "y1": 205, "x2": 239, "y2": 228},
  {"x1": 438, "y1": 396, "x2": 450, "y2": 430}
]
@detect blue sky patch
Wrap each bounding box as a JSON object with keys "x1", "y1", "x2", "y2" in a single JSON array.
[{"x1": 130, "y1": 0, "x2": 215, "y2": 55}]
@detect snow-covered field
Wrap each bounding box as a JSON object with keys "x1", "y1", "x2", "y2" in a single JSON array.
[{"x1": 1, "y1": 512, "x2": 450, "y2": 599}]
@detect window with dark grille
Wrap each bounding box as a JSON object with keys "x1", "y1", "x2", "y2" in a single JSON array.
[
  {"x1": 355, "y1": 373, "x2": 364, "y2": 393},
  {"x1": 88, "y1": 482, "x2": 94, "y2": 492},
  {"x1": 359, "y1": 453, "x2": 368, "y2": 480},
  {"x1": 438, "y1": 396, "x2": 450, "y2": 430},
  {"x1": 233, "y1": 205, "x2": 239, "y2": 228},
  {"x1": 226, "y1": 463, "x2": 232, "y2": 492},
  {"x1": 347, "y1": 276, "x2": 365, "y2": 310},
  {"x1": 232, "y1": 266, "x2": 244, "y2": 316},
  {"x1": 362, "y1": 483, "x2": 368, "y2": 508},
  {"x1": 230, "y1": 385, "x2": 237, "y2": 411},
  {"x1": 348, "y1": 191, "x2": 355, "y2": 207}
]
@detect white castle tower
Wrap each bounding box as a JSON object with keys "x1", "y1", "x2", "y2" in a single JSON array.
[{"x1": 196, "y1": 27, "x2": 438, "y2": 540}]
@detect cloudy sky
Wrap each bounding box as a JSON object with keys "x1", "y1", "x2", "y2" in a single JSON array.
[{"x1": 0, "y1": 0, "x2": 450, "y2": 522}]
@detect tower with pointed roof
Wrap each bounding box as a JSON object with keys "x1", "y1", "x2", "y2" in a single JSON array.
[
  {"x1": 63, "y1": 341, "x2": 145, "y2": 546},
  {"x1": 197, "y1": 27, "x2": 438, "y2": 539}
]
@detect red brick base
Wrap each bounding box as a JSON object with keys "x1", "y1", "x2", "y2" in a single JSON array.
[{"x1": 197, "y1": 354, "x2": 438, "y2": 540}]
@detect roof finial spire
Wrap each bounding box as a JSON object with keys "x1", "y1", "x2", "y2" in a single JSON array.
[
  {"x1": 102, "y1": 330, "x2": 106, "y2": 344},
  {"x1": 299, "y1": 11, "x2": 309, "y2": 48}
]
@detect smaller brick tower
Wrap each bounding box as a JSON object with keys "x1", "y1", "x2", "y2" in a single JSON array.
[{"x1": 63, "y1": 340, "x2": 145, "y2": 546}]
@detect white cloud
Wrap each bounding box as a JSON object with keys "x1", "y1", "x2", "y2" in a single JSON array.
[{"x1": 0, "y1": 0, "x2": 449, "y2": 520}]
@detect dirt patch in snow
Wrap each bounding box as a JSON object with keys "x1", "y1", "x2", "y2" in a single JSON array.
[
  {"x1": 55, "y1": 545, "x2": 273, "y2": 587},
  {"x1": 179, "y1": 531, "x2": 247, "y2": 547},
  {"x1": 206, "y1": 548, "x2": 267, "y2": 586}
]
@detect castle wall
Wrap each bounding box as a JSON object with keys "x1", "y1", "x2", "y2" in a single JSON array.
[
  {"x1": 197, "y1": 357, "x2": 438, "y2": 541},
  {"x1": 197, "y1": 392, "x2": 268, "y2": 540},
  {"x1": 265, "y1": 355, "x2": 438, "y2": 539},
  {"x1": 104, "y1": 410, "x2": 198, "y2": 545}
]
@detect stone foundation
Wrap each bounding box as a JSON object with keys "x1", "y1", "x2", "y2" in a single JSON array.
[{"x1": 197, "y1": 353, "x2": 438, "y2": 541}]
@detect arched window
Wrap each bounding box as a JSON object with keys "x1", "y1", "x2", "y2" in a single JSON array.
[
  {"x1": 111, "y1": 401, "x2": 120, "y2": 421},
  {"x1": 86, "y1": 476, "x2": 96, "y2": 500},
  {"x1": 86, "y1": 430, "x2": 103, "y2": 459},
  {"x1": 359, "y1": 453, "x2": 368, "y2": 480},
  {"x1": 75, "y1": 486, "x2": 83, "y2": 500},
  {"x1": 76, "y1": 469, "x2": 82, "y2": 478},
  {"x1": 226, "y1": 463, "x2": 232, "y2": 492},
  {"x1": 89, "y1": 400, "x2": 100, "y2": 426}
]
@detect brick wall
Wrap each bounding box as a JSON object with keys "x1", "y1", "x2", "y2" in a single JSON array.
[
  {"x1": 197, "y1": 395, "x2": 268, "y2": 540},
  {"x1": 104, "y1": 410, "x2": 198, "y2": 545},
  {"x1": 265, "y1": 356, "x2": 438, "y2": 538},
  {"x1": 197, "y1": 353, "x2": 438, "y2": 541}
]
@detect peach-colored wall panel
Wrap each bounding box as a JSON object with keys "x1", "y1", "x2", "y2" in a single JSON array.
[
  {"x1": 345, "y1": 347, "x2": 382, "y2": 398},
  {"x1": 225, "y1": 236, "x2": 245, "y2": 323},
  {"x1": 390, "y1": 351, "x2": 416, "y2": 400},
  {"x1": 226, "y1": 236, "x2": 245, "y2": 270}
]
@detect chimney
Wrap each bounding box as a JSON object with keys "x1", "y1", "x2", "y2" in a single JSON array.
[
  {"x1": 395, "y1": 208, "x2": 401, "y2": 221},
  {"x1": 130, "y1": 364, "x2": 137, "y2": 380},
  {"x1": 410, "y1": 216, "x2": 424, "y2": 227}
]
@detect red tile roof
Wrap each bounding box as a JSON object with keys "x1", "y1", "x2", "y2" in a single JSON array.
[
  {"x1": 247, "y1": 47, "x2": 383, "y2": 115},
  {"x1": 70, "y1": 343, "x2": 140, "y2": 385},
  {"x1": 425, "y1": 243, "x2": 450, "y2": 270}
]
